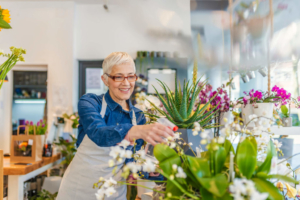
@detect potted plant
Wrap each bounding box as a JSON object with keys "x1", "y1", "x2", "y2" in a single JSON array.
[
  {"x1": 237, "y1": 86, "x2": 291, "y2": 127},
  {"x1": 62, "y1": 112, "x2": 79, "y2": 138},
  {"x1": 280, "y1": 105, "x2": 292, "y2": 127},
  {"x1": 94, "y1": 111, "x2": 298, "y2": 200}
]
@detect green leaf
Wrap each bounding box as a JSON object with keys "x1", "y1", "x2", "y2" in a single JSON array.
[
  {"x1": 186, "y1": 79, "x2": 201, "y2": 118},
  {"x1": 256, "y1": 140, "x2": 276, "y2": 174},
  {"x1": 179, "y1": 80, "x2": 187, "y2": 119},
  {"x1": 224, "y1": 139, "x2": 235, "y2": 156},
  {"x1": 249, "y1": 136, "x2": 257, "y2": 153},
  {"x1": 199, "y1": 174, "x2": 229, "y2": 197},
  {"x1": 187, "y1": 156, "x2": 211, "y2": 185},
  {"x1": 236, "y1": 138, "x2": 257, "y2": 179},
  {"x1": 257, "y1": 173, "x2": 299, "y2": 184},
  {"x1": 185, "y1": 167, "x2": 201, "y2": 188},
  {"x1": 252, "y1": 178, "x2": 283, "y2": 200},
  {"x1": 214, "y1": 147, "x2": 226, "y2": 174},
  {"x1": 0, "y1": 18, "x2": 12, "y2": 29},
  {"x1": 200, "y1": 188, "x2": 232, "y2": 200},
  {"x1": 153, "y1": 144, "x2": 179, "y2": 163},
  {"x1": 280, "y1": 105, "x2": 289, "y2": 117}
]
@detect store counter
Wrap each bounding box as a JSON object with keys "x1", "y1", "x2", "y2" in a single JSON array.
[{"x1": 3, "y1": 154, "x2": 63, "y2": 200}]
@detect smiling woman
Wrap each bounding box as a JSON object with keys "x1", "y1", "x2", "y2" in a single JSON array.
[{"x1": 56, "y1": 52, "x2": 173, "y2": 200}]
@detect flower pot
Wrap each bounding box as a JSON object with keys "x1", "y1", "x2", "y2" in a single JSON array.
[
  {"x1": 282, "y1": 117, "x2": 292, "y2": 127},
  {"x1": 241, "y1": 103, "x2": 273, "y2": 128},
  {"x1": 178, "y1": 128, "x2": 213, "y2": 156}
]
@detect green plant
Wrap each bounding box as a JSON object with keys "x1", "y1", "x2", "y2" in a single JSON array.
[
  {"x1": 55, "y1": 134, "x2": 77, "y2": 175},
  {"x1": 147, "y1": 77, "x2": 223, "y2": 129},
  {"x1": 62, "y1": 112, "x2": 79, "y2": 128},
  {"x1": 280, "y1": 105, "x2": 289, "y2": 118},
  {"x1": 30, "y1": 189, "x2": 57, "y2": 200},
  {"x1": 0, "y1": 47, "x2": 26, "y2": 89}
]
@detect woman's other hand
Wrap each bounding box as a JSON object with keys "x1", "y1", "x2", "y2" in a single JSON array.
[{"x1": 127, "y1": 123, "x2": 174, "y2": 146}]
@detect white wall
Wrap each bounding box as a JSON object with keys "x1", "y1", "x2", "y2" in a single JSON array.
[
  {"x1": 0, "y1": 1, "x2": 75, "y2": 153},
  {"x1": 75, "y1": 0, "x2": 191, "y2": 60},
  {"x1": 0, "y1": 0, "x2": 191, "y2": 153}
]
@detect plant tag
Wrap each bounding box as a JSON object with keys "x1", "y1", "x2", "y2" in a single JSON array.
[
  {"x1": 28, "y1": 139, "x2": 33, "y2": 146},
  {"x1": 270, "y1": 156, "x2": 277, "y2": 174}
]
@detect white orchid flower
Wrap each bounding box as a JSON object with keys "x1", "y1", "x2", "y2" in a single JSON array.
[
  {"x1": 136, "y1": 149, "x2": 146, "y2": 159},
  {"x1": 200, "y1": 130, "x2": 209, "y2": 138},
  {"x1": 109, "y1": 146, "x2": 123, "y2": 159},
  {"x1": 103, "y1": 177, "x2": 117, "y2": 188},
  {"x1": 192, "y1": 131, "x2": 198, "y2": 136},
  {"x1": 126, "y1": 162, "x2": 142, "y2": 173},
  {"x1": 172, "y1": 164, "x2": 178, "y2": 171},
  {"x1": 173, "y1": 132, "x2": 180, "y2": 140},
  {"x1": 144, "y1": 95, "x2": 161, "y2": 109},
  {"x1": 95, "y1": 188, "x2": 105, "y2": 200},
  {"x1": 124, "y1": 150, "x2": 133, "y2": 158},
  {"x1": 217, "y1": 136, "x2": 225, "y2": 144},
  {"x1": 175, "y1": 167, "x2": 187, "y2": 178},
  {"x1": 143, "y1": 159, "x2": 156, "y2": 172},
  {"x1": 119, "y1": 140, "x2": 130, "y2": 148},
  {"x1": 104, "y1": 186, "x2": 116, "y2": 197}
]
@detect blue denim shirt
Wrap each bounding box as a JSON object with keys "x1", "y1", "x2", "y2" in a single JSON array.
[
  {"x1": 76, "y1": 91, "x2": 145, "y2": 151},
  {"x1": 76, "y1": 91, "x2": 164, "y2": 181}
]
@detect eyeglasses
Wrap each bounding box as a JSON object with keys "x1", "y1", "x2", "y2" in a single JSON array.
[{"x1": 105, "y1": 73, "x2": 138, "y2": 82}]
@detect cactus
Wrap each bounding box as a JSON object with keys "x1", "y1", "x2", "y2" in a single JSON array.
[{"x1": 147, "y1": 77, "x2": 221, "y2": 129}]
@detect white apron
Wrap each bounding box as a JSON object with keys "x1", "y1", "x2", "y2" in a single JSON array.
[{"x1": 57, "y1": 96, "x2": 137, "y2": 200}]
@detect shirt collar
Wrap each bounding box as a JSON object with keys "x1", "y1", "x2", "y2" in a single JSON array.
[{"x1": 104, "y1": 90, "x2": 134, "y2": 112}]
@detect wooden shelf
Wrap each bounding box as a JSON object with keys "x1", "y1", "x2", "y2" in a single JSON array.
[
  {"x1": 14, "y1": 85, "x2": 46, "y2": 89},
  {"x1": 270, "y1": 126, "x2": 300, "y2": 135},
  {"x1": 3, "y1": 154, "x2": 62, "y2": 175}
]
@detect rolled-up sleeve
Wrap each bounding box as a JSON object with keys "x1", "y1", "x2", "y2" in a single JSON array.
[{"x1": 78, "y1": 96, "x2": 133, "y2": 147}]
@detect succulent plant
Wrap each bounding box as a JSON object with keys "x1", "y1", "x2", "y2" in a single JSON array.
[{"x1": 146, "y1": 77, "x2": 221, "y2": 129}]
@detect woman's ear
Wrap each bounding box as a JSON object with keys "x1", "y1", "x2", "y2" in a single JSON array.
[{"x1": 101, "y1": 75, "x2": 109, "y2": 87}]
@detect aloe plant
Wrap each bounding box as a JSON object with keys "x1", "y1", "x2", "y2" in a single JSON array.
[{"x1": 147, "y1": 77, "x2": 221, "y2": 129}]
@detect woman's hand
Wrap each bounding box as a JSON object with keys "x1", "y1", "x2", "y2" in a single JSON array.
[{"x1": 127, "y1": 123, "x2": 174, "y2": 146}]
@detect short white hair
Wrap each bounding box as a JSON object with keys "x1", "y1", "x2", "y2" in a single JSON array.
[{"x1": 102, "y1": 52, "x2": 135, "y2": 76}]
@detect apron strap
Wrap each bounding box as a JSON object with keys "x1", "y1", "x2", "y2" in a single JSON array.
[
  {"x1": 101, "y1": 95, "x2": 137, "y2": 126},
  {"x1": 100, "y1": 96, "x2": 107, "y2": 118}
]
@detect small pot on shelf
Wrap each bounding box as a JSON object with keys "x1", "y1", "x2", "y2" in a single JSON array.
[{"x1": 282, "y1": 117, "x2": 292, "y2": 127}]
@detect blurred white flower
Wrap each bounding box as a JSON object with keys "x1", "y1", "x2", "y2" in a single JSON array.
[
  {"x1": 103, "y1": 177, "x2": 117, "y2": 188},
  {"x1": 217, "y1": 136, "x2": 225, "y2": 144},
  {"x1": 169, "y1": 142, "x2": 176, "y2": 149},
  {"x1": 230, "y1": 178, "x2": 268, "y2": 200},
  {"x1": 200, "y1": 130, "x2": 209, "y2": 138},
  {"x1": 144, "y1": 95, "x2": 161, "y2": 109},
  {"x1": 95, "y1": 188, "x2": 105, "y2": 200},
  {"x1": 124, "y1": 150, "x2": 133, "y2": 158},
  {"x1": 108, "y1": 159, "x2": 115, "y2": 167},
  {"x1": 192, "y1": 131, "x2": 198, "y2": 136},
  {"x1": 134, "y1": 103, "x2": 147, "y2": 112},
  {"x1": 194, "y1": 126, "x2": 201, "y2": 131},
  {"x1": 109, "y1": 146, "x2": 125, "y2": 159},
  {"x1": 173, "y1": 133, "x2": 180, "y2": 140},
  {"x1": 175, "y1": 167, "x2": 187, "y2": 178},
  {"x1": 249, "y1": 114, "x2": 258, "y2": 122},
  {"x1": 172, "y1": 164, "x2": 178, "y2": 171},
  {"x1": 119, "y1": 140, "x2": 130, "y2": 148},
  {"x1": 126, "y1": 162, "x2": 142, "y2": 173},
  {"x1": 189, "y1": 142, "x2": 193, "y2": 146},
  {"x1": 104, "y1": 187, "x2": 116, "y2": 197},
  {"x1": 136, "y1": 150, "x2": 146, "y2": 159},
  {"x1": 194, "y1": 122, "x2": 200, "y2": 128},
  {"x1": 143, "y1": 159, "x2": 156, "y2": 172}
]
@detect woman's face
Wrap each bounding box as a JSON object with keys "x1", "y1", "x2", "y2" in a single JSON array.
[{"x1": 101, "y1": 63, "x2": 135, "y2": 102}]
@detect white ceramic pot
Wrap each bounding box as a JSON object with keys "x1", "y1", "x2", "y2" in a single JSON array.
[{"x1": 241, "y1": 103, "x2": 274, "y2": 127}]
